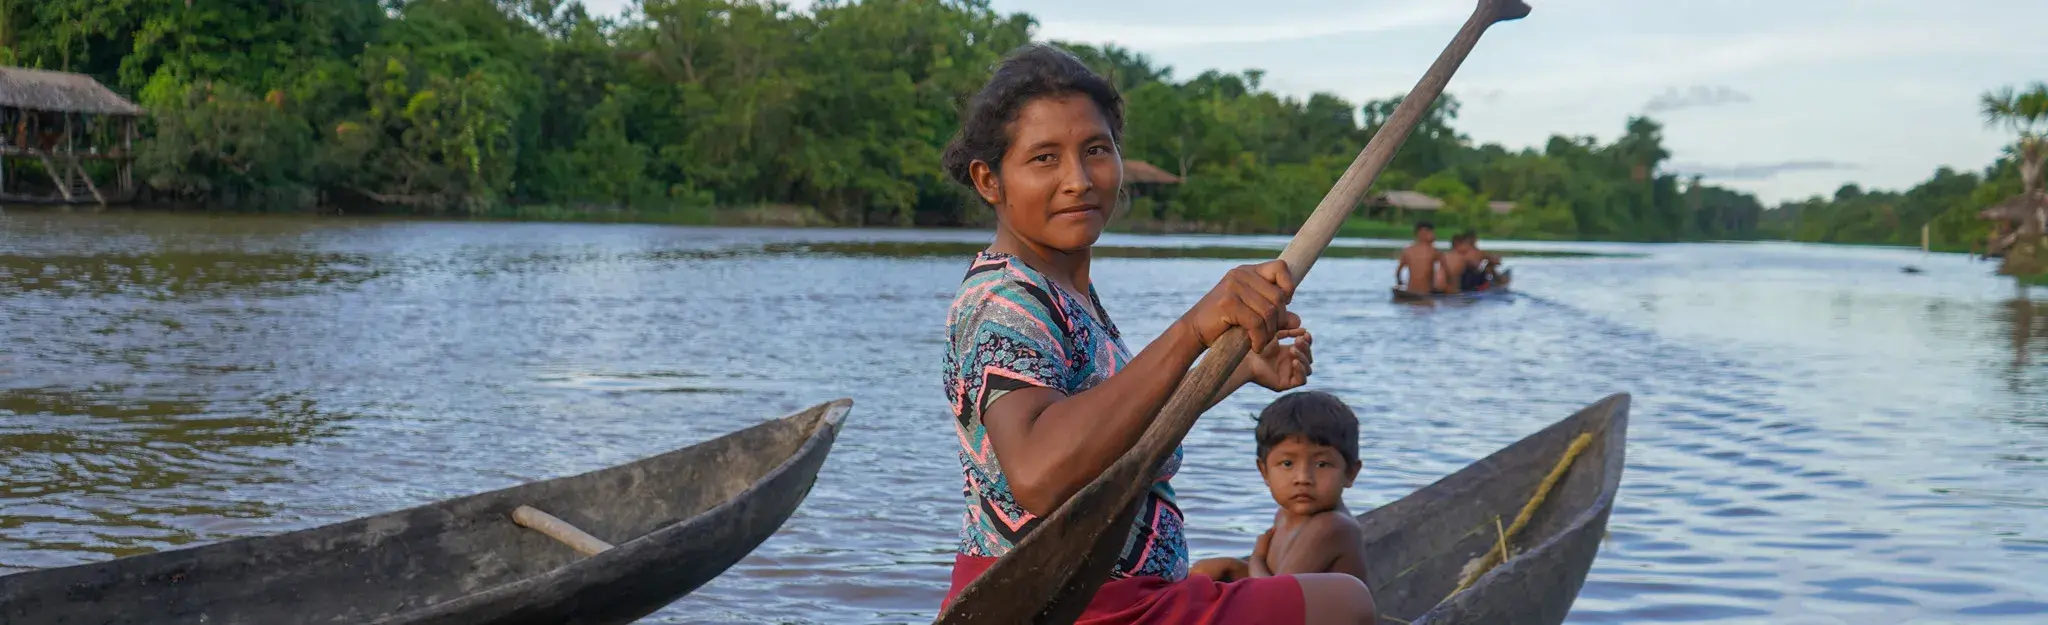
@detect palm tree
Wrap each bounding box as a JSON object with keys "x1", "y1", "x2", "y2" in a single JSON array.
[
  {"x1": 1982, "y1": 83, "x2": 2048, "y2": 272},
  {"x1": 1981, "y1": 82, "x2": 2048, "y2": 194}
]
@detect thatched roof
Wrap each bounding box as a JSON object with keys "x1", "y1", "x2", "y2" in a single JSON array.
[
  {"x1": 1488, "y1": 201, "x2": 1517, "y2": 215},
  {"x1": 1979, "y1": 191, "x2": 2047, "y2": 222},
  {"x1": 1124, "y1": 159, "x2": 1182, "y2": 185},
  {"x1": 1370, "y1": 190, "x2": 1444, "y2": 211},
  {"x1": 0, "y1": 67, "x2": 144, "y2": 116}
]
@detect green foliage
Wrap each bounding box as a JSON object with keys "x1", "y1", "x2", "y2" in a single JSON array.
[
  {"x1": 0, "y1": 0, "x2": 1809, "y2": 241},
  {"x1": 136, "y1": 81, "x2": 317, "y2": 209},
  {"x1": 1775, "y1": 159, "x2": 2022, "y2": 250}
]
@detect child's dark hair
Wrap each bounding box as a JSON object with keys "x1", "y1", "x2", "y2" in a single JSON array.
[
  {"x1": 1255, "y1": 391, "x2": 1361, "y2": 467},
  {"x1": 1415, "y1": 220, "x2": 1435, "y2": 232},
  {"x1": 941, "y1": 44, "x2": 1125, "y2": 193}
]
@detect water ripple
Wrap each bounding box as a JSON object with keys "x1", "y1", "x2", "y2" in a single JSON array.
[{"x1": 1, "y1": 215, "x2": 2044, "y2": 623}]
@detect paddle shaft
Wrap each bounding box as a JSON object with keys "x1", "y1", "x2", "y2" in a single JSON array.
[{"x1": 935, "y1": 2, "x2": 1531, "y2": 623}]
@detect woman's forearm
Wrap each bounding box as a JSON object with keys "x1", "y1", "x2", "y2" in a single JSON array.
[{"x1": 985, "y1": 320, "x2": 1209, "y2": 516}]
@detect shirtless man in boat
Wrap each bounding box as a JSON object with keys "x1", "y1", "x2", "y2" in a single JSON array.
[
  {"x1": 1442, "y1": 232, "x2": 1501, "y2": 293},
  {"x1": 1394, "y1": 221, "x2": 1447, "y2": 294}
]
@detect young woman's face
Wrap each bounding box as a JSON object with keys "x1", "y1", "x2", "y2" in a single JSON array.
[{"x1": 971, "y1": 94, "x2": 1122, "y2": 253}]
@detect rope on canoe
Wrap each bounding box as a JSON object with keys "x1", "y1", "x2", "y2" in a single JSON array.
[{"x1": 1440, "y1": 431, "x2": 1594, "y2": 605}]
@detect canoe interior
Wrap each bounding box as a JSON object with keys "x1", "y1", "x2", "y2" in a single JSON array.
[
  {"x1": 0, "y1": 399, "x2": 852, "y2": 625},
  {"x1": 1358, "y1": 393, "x2": 1628, "y2": 625}
]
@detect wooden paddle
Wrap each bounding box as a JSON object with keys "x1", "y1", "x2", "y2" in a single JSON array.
[{"x1": 934, "y1": 1, "x2": 1532, "y2": 623}]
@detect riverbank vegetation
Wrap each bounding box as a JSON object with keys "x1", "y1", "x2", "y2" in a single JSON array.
[
  {"x1": 2, "y1": 0, "x2": 1786, "y2": 242},
  {"x1": 1773, "y1": 82, "x2": 2045, "y2": 256}
]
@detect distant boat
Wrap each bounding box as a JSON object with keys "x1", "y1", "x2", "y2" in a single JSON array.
[
  {"x1": 1361, "y1": 393, "x2": 1629, "y2": 625},
  {"x1": 0, "y1": 399, "x2": 854, "y2": 625},
  {"x1": 1393, "y1": 269, "x2": 1515, "y2": 302},
  {"x1": 1902, "y1": 265, "x2": 1924, "y2": 274}
]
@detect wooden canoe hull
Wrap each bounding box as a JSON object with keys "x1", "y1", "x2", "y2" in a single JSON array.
[
  {"x1": 0, "y1": 399, "x2": 854, "y2": 625},
  {"x1": 1360, "y1": 393, "x2": 1628, "y2": 625},
  {"x1": 1391, "y1": 270, "x2": 1514, "y2": 302}
]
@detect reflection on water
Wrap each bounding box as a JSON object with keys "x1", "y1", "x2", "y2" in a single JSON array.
[
  {"x1": 0, "y1": 386, "x2": 344, "y2": 567},
  {"x1": 2002, "y1": 297, "x2": 2042, "y2": 371},
  {"x1": 0, "y1": 252, "x2": 384, "y2": 299},
  {"x1": 1, "y1": 213, "x2": 2044, "y2": 623}
]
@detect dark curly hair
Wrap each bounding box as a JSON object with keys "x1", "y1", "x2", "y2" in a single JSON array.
[
  {"x1": 1255, "y1": 391, "x2": 1361, "y2": 468},
  {"x1": 941, "y1": 44, "x2": 1125, "y2": 195}
]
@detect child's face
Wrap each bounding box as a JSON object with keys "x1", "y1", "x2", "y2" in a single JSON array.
[{"x1": 1258, "y1": 436, "x2": 1360, "y2": 516}]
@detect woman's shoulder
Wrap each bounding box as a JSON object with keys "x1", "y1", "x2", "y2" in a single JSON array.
[{"x1": 950, "y1": 251, "x2": 1064, "y2": 323}]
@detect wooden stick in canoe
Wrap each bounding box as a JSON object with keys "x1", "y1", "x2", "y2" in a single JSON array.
[
  {"x1": 934, "y1": 2, "x2": 1533, "y2": 623},
  {"x1": 512, "y1": 505, "x2": 615, "y2": 556}
]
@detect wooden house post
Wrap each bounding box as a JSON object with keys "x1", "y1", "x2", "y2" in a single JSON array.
[{"x1": 120, "y1": 116, "x2": 134, "y2": 194}]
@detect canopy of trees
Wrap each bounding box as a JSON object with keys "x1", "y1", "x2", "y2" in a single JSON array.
[{"x1": 4, "y1": 0, "x2": 1776, "y2": 241}]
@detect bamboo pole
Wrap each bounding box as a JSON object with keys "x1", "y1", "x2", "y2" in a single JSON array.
[{"x1": 934, "y1": 2, "x2": 1534, "y2": 623}]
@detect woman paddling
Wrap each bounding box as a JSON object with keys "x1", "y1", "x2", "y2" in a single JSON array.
[{"x1": 939, "y1": 44, "x2": 1376, "y2": 624}]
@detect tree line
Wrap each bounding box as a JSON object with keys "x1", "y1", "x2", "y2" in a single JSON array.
[
  {"x1": 1772, "y1": 83, "x2": 2045, "y2": 254},
  {"x1": 5, "y1": 0, "x2": 1783, "y2": 241}
]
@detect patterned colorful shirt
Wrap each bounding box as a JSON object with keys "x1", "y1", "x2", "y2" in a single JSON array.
[{"x1": 943, "y1": 251, "x2": 1188, "y2": 582}]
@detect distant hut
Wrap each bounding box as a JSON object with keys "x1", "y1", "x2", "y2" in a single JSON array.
[
  {"x1": 1122, "y1": 158, "x2": 1181, "y2": 198},
  {"x1": 1363, "y1": 190, "x2": 1443, "y2": 223},
  {"x1": 1488, "y1": 200, "x2": 1517, "y2": 216},
  {"x1": 0, "y1": 67, "x2": 144, "y2": 205}
]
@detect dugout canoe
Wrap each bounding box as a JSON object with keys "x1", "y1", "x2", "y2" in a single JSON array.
[
  {"x1": 1359, "y1": 393, "x2": 1628, "y2": 625},
  {"x1": 1391, "y1": 269, "x2": 1514, "y2": 302},
  {"x1": 0, "y1": 398, "x2": 855, "y2": 625}
]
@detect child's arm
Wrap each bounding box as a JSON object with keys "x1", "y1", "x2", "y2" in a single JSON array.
[
  {"x1": 1265, "y1": 514, "x2": 1370, "y2": 582},
  {"x1": 1247, "y1": 528, "x2": 1275, "y2": 578},
  {"x1": 1191, "y1": 557, "x2": 1250, "y2": 582}
]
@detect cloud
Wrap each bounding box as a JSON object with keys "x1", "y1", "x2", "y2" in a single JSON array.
[
  {"x1": 1037, "y1": 1, "x2": 1463, "y2": 49},
  {"x1": 1642, "y1": 85, "x2": 1752, "y2": 113},
  {"x1": 1670, "y1": 160, "x2": 1858, "y2": 181},
  {"x1": 1467, "y1": 88, "x2": 1508, "y2": 106},
  {"x1": 1478, "y1": 24, "x2": 2012, "y2": 100}
]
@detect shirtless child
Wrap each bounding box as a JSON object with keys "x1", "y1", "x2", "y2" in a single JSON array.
[
  {"x1": 1442, "y1": 232, "x2": 1494, "y2": 293},
  {"x1": 1450, "y1": 232, "x2": 1503, "y2": 291},
  {"x1": 1395, "y1": 221, "x2": 1447, "y2": 294},
  {"x1": 1190, "y1": 391, "x2": 1371, "y2": 585}
]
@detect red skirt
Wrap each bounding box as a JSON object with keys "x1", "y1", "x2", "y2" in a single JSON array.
[{"x1": 944, "y1": 554, "x2": 1306, "y2": 625}]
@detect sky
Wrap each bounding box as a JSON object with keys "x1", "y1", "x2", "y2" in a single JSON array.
[{"x1": 582, "y1": 0, "x2": 2048, "y2": 204}]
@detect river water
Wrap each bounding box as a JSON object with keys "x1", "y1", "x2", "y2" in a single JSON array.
[{"x1": 2, "y1": 212, "x2": 2043, "y2": 623}]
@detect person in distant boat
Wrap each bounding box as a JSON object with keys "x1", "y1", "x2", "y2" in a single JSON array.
[
  {"x1": 1442, "y1": 232, "x2": 1498, "y2": 293},
  {"x1": 1440, "y1": 232, "x2": 1477, "y2": 293},
  {"x1": 938, "y1": 44, "x2": 1375, "y2": 624},
  {"x1": 1190, "y1": 391, "x2": 1369, "y2": 585},
  {"x1": 1459, "y1": 232, "x2": 1503, "y2": 289},
  {"x1": 1395, "y1": 221, "x2": 1447, "y2": 294}
]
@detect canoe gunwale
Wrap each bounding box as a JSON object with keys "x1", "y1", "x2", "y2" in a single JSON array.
[
  {"x1": 1404, "y1": 392, "x2": 1629, "y2": 625},
  {"x1": 370, "y1": 397, "x2": 854, "y2": 625}
]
